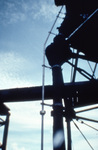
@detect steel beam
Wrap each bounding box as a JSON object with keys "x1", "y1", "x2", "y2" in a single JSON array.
[{"x1": 0, "y1": 80, "x2": 98, "y2": 107}]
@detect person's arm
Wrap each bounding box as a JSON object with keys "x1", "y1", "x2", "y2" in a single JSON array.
[{"x1": 54, "y1": 0, "x2": 66, "y2": 6}]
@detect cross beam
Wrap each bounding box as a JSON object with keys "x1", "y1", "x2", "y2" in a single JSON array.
[{"x1": 0, "y1": 80, "x2": 98, "y2": 108}]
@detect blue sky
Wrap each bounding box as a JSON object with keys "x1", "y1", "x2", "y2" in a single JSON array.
[{"x1": 0, "y1": 0, "x2": 98, "y2": 150}]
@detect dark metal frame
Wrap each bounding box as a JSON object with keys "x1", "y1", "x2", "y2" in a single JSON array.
[
  {"x1": 0, "y1": 7, "x2": 98, "y2": 150},
  {"x1": 51, "y1": 59, "x2": 98, "y2": 150},
  {"x1": 0, "y1": 66, "x2": 97, "y2": 150},
  {"x1": 0, "y1": 104, "x2": 10, "y2": 150}
]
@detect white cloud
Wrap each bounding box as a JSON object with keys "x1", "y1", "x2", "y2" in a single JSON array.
[
  {"x1": 8, "y1": 102, "x2": 41, "y2": 127},
  {"x1": 0, "y1": 0, "x2": 27, "y2": 25},
  {"x1": 0, "y1": 51, "x2": 34, "y2": 89},
  {"x1": 0, "y1": 0, "x2": 61, "y2": 25},
  {"x1": 32, "y1": 1, "x2": 59, "y2": 22},
  {"x1": 9, "y1": 12, "x2": 26, "y2": 24},
  {"x1": 0, "y1": 51, "x2": 25, "y2": 71},
  {"x1": 10, "y1": 143, "x2": 25, "y2": 150},
  {"x1": 5, "y1": 101, "x2": 53, "y2": 150},
  {"x1": 6, "y1": 100, "x2": 53, "y2": 130}
]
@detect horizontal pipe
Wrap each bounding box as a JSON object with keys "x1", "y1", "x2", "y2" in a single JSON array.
[{"x1": 0, "y1": 80, "x2": 98, "y2": 108}]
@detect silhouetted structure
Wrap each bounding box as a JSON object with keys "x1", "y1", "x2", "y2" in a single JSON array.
[
  {"x1": 45, "y1": 1, "x2": 98, "y2": 150},
  {"x1": 0, "y1": 104, "x2": 10, "y2": 150},
  {"x1": 0, "y1": 1, "x2": 98, "y2": 150},
  {"x1": 46, "y1": 0, "x2": 98, "y2": 65}
]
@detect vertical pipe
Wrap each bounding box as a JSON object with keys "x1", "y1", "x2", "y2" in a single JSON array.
[
  {"x1": 2, "y1": 113, "x2": 10, "y2": 150},
  {"x1": 64, "y1": 98, "x2": 72, "y2": 150},
  {"x1": 66, "y1": 120, "x2": 71, "y2": 150},
  {"x1": 52, "y1": 66, "x2": 66, "y2": 150}
]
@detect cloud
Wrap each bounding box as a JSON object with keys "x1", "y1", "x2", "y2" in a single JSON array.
[
  {"x1": 0, "y1": 0, "x2": 60, "y2": 25},
  {"x1": 10, "y1": 143, "x2": 25, "y2": 150},
  {"x1": 32, "y1": 1, "x2": 59, "y2": 22},
  {"x1": 0, "y1": 0, "x2": 27, "y2": 25},
  {"x1": 0, "y1": 51, "x2": 34, "y2": 89},
  {"x1": 6, "y1": 100, "x2": 53, "y2": 130},
  {"x1": 6, "y1": 101, "x2": 53, "y2": 150},
  {"x1": 8, "y1": 102, "x2": 41, "y2": 128}
]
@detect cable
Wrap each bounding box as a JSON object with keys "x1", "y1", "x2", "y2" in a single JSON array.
[
  {"x1": 41, "y1": 6, "x2": 64, "y2": 150},
  {"x1": 78, "y1": 120, "x2": 98, "y2": 131},
  {"x1": 73, "y1": 120, "x2": 94, "y2": 150},
  {"x1": 87, "y1": 61, "x2": 94, "y2": 75},
  {"x1": 66, "y1": 9, "x2": 98, "y2": 40},
  {"x1": 87, "y1": 62, "x2": 98, "y2": 79},
  {"x1": 76, "y1": 116, "x2": 98, "y2": 123},
  {"x1": 76, "y1": 106, "x2": 98, "y2": 113},
  {"x1": 92, "y1": 63, "x2": 97, "y2": 78}
]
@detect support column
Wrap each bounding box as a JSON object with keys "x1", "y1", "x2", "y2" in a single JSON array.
[
  {"x1": 66, "y1": 119, "x2": 71, "y2": 150},
  {"x1": 64, "y1": 98, "x2": 75, "y2": 150},
  {"x1": 52, "y1": 66, "x2": 66, "y2": 150},
  {"x1": 0, "y1": 104, "x2": 10, "y2": 150},
  {"x1": 2, "y1": 113, "x2": 10, "y2": 150}
]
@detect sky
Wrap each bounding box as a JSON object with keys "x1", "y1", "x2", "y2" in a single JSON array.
[{"x1": 0, "y1": 0, "x2": 98, "y2": 150}]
